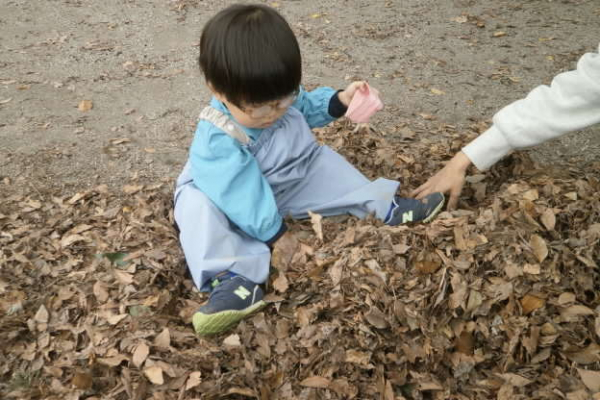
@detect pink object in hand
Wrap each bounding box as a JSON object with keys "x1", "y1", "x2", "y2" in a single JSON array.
[{"x1": 344, "y1": 83, "x2": 383, "y2": 123}]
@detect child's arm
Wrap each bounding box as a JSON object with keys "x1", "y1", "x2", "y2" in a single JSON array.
[
  {"x1": 293, "y1": 82, "x2": 370, "y2": 128},
  {"x1": 292, "y1": 86, "x2": 345, "y2": 128},
  {"x1": 189, "y1": 122, "x2": 286, "y2": 244}
]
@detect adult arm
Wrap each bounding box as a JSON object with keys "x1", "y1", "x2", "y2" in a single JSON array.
[
  {"x1": 463, "y1": 44, "x2": 600, "y2": 170},
  {"x1": 413, "y1": 44, "x2": 600, "y2": 208}
]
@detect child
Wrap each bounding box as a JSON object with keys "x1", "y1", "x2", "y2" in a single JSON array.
[{"x1": 174, "y1": 3, "x2": 444, "y2": 335}]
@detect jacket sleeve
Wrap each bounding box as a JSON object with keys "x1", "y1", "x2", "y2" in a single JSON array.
[
  {"x1": 292, "y1": 86, "x2": 342, "y2": 128},
  {"x1": 189, "y1": 122, "x2": 284, "y2": 242},
  {"x1": 463, "y1": 44, "x2": 600, "y2": 170}
]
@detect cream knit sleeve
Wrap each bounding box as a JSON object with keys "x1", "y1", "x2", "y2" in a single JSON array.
[{"x1": 463, "y1": 43, "x2": 600, "y2": 171}]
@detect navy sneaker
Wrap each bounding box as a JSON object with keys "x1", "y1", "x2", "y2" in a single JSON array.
[
  {"x1": 384, "y1": 193, "x2": 445, "y2": 225},
  {"x1": 192, "y1": 273, "x2": 266, "y2": 336}
]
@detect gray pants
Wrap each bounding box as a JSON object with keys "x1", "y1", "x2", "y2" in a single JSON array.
[{"x1": 174, "y1": 108, "x2": 399, "y2": 291}]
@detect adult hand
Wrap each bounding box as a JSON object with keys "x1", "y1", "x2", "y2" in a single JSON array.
[
  {"x1": 410, "y1": 151, "x2": 472, "y2": 210},
  {"x1": 338, "y1": 81, "x2": 369, "y2": 107}
]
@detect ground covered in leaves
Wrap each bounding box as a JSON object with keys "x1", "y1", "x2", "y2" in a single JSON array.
[{"x1": 1, "y1": 121, "x2": 600, "y2": 399}]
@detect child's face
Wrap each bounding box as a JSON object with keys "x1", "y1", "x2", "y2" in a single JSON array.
[{"x1": 213, "y1": 90, "x2": 298, "y2": 129}]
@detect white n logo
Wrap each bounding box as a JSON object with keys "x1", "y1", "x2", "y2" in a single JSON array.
[
  {"x1": 234, "y1": 286, "x2": 251, "y2": 300},
  {"x1": 402, "y1": 211, "x2": 414, "y2": 223}
]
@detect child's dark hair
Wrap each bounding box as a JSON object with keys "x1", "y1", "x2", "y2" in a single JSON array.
[{"x1": 199, "y1": 4, "x2": 301, "y2": 108}]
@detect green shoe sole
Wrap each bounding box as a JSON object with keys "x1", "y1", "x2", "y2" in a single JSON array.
[
  {"x1": 192, "y1": 300, "x2": 267, "y2": 336},
  {"x1": 422, "y1": 194, "x2": 445, "y2": 223}
]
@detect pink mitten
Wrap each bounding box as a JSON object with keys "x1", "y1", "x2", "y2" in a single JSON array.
[{"x1": 344, "y1": 83, "x2": 383, "y2": 123}]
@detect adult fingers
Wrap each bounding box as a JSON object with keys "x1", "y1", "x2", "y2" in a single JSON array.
[
  {"x1": 410, "y1": 181, "x2": 430, "y2": 199},
  {"x1": 446, "y1": 181, "x2": 465, "y2": 210}
]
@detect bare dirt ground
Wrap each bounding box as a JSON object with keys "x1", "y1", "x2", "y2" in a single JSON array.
[
  {"x1": 1, "y1": 0, "x2": 599, "y2": 194},
  {"x1": 1, "y1": 1, "x2": 600, "y2": 399}
]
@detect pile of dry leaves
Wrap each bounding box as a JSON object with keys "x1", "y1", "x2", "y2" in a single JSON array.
[{"x1": 1, "y1": 120, "x2": 599, "y2": 400}]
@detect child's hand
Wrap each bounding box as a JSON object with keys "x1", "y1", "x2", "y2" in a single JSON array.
[{"x1": 338, "y1": 81, "x2": 369, "y2": 107}]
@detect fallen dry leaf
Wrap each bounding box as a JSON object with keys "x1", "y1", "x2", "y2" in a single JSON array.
[
  {"x1": 154, "y1": 328, "x2": 171, "y2": 348},
  {"x1": 273, "y1": 272, "x2": 289, "y2": 293},
  {"x1": 144, "y1": 366, "x2": 164, "y2": 385},
  {"x1": 308, "y1": 211, "x2": 324, "y2": 241},
  {"x1": 2, "y1": 111, "x2": 599, "y2": 399},
  {"x1": 185, "y1": 371, "x2": 202, "y2": 390},
  {"x1": 78, "y1": 100, "x2": 93, "y2": 111},
  {"x1": 578, "y1": 369, "x2": 600, "y2": 392},
  {"x1": 521, "y1": 294, "x2": 545, "y2": 314},
  {"x1": 223, "y1": 334, "x2": 241, "y2": 347},
  {"x1": 132, "y1": 342, "x2": 150, "y2": 368},
  {"x1": 300, "y1": 376, "x2": 331, "y2": 388},
  {"x1": 34, "y1": 304, "x2": 49, "y2": 323},
  {"x1": 271, "y1": 232, "x2": 299, "y2": 271},
  {"x1": 71, "y1": 372, "x2": 93, "y2": 390},
  {"x1": 530, "y1": 234, "x2": 548, "y2": 263},
  {"x1": 540, "y1": 208, "x2": 556, "y2": 230}
]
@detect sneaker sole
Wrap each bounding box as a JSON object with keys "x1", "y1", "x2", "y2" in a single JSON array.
[
  {"x1": 422, "y1": 194, "x2": 445, "y2": 223},
  {"x1": 192, "y1": 300, "x2": 267, "y2": 336}
]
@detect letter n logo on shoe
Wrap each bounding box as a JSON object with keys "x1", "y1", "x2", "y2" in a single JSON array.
[
  {"x1": 234, "y1": 286, "x2": 251, "y2": 300},
  {"x1": 402, "y1": 211, "x2": 413, "y2": 223}
]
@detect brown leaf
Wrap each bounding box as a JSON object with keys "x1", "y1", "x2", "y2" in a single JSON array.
[
  {"x1": 328, "y1": 258, "x2": 344, "y2": 286},
  {"x1": 540, "y1": 208, "x2": 556, "y2": 230},
  {"x1": 415, "y1": 251, "x2": 442, "y2": 275},
  {"x1": 364, "y1": 307, "x2": 389, "y2": 329},
  {"x1": 578, "y1": 369, "x2": 600, "y2": 392},
  {"x1": 523, "y1": 263, "x2": 540, "y2": 275},
  {"x1": 223, "y1": 334, "x2": 241, "y2": 347},
  {"x1": 453, "y1": 225, "x2": 467, "y2": 250},
  {"x1": 273, "y1": 272, "x2": 289, "y2": 293},
  {"x1": 330, "y1": 378, "x2": 358, "y2": 398},
  {"x1": 466, "y1": 289, "x2": 483, "y2": 312},
  {"x1": 97, "y1": 354, "x2": 128, "y2": 367},
  {"x1": 530, "y1": 234, "x2": 548, "y2": 263},
  {"x1": 300, "y1": 376, "x2": 331, "y2": 388},
  {"x1": 520, "y1": 294, "x2": 545, "y2": 314},
  {"x1": 154, "y1": 328, "x2": 171, "y2": 348},
  {"x1": 560, "y1": 305, "x2": 595, "y2": 321},
  {"x1": 558, "y1": 292, "x2": 576, "y2": 305},
  {"x1": 566, "y1": 343, "x2": 600, "y2": 365},
  {"x1": 345, "y1": 349, "x2": 371, "y2": 366},
  {"x1": 144, "y1": 366, "x2": 164, "y2": 385},
  {"x1": 455, "y1": 331, "x2": 474, "y2": 355},
  {"x1": 78, "y1": 100, "x2": 93, "y2": 112},
  {"x1": 185, "y1": 371, "x2": 202, "y2": 390},
  {"x1": 71, "y1": 372, "x2": 93, "y2": 390},
  {"x1": 522, "y1": 189, "x2": 539, "y2": 201},
  {"x1": 132, "y1": 343, "x2": 150, "y2": 368},
  {"x1": 34, "y1": 304, "x2": 49, "y2": 323},
  {"x1": 227, "y1": 388, "x2": 257, "y2": 396},
  {"x1": 308, "y1": 211, "x2": 324, "y2": 241},
  {"x1": 106, "y1": 313, "x2": 128, "y2": 325},
  {"x1": 93, "y1": 281, "x2": 109, "y2": 302},
  {"x1": 271, "y1": 232, "x2": 299, "y2": 271},
  {"x1": 449, "y1": 273, "x2": 468, "y2": 310},
  {"x1": 60, "y1": 234, "x2": 86, "y2": 248},
  {"x1": 114, "y1": 270, "x2": 134, "y2": 285},
  {"x1": 123, "y1": 184, "x2": 143, "y2": 194},
  {"x1": 499, "y1": 373, "x2": 532, "y2": 387}
]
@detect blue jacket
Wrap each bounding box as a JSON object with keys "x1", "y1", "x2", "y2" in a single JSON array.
[{"x1": 188, "y1": 86, "x2": 341, "y2": 242}]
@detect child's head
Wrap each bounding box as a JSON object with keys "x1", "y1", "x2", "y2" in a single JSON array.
[{"x1": 199, "y1": 4, "x2": 301, "y2": 128}]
